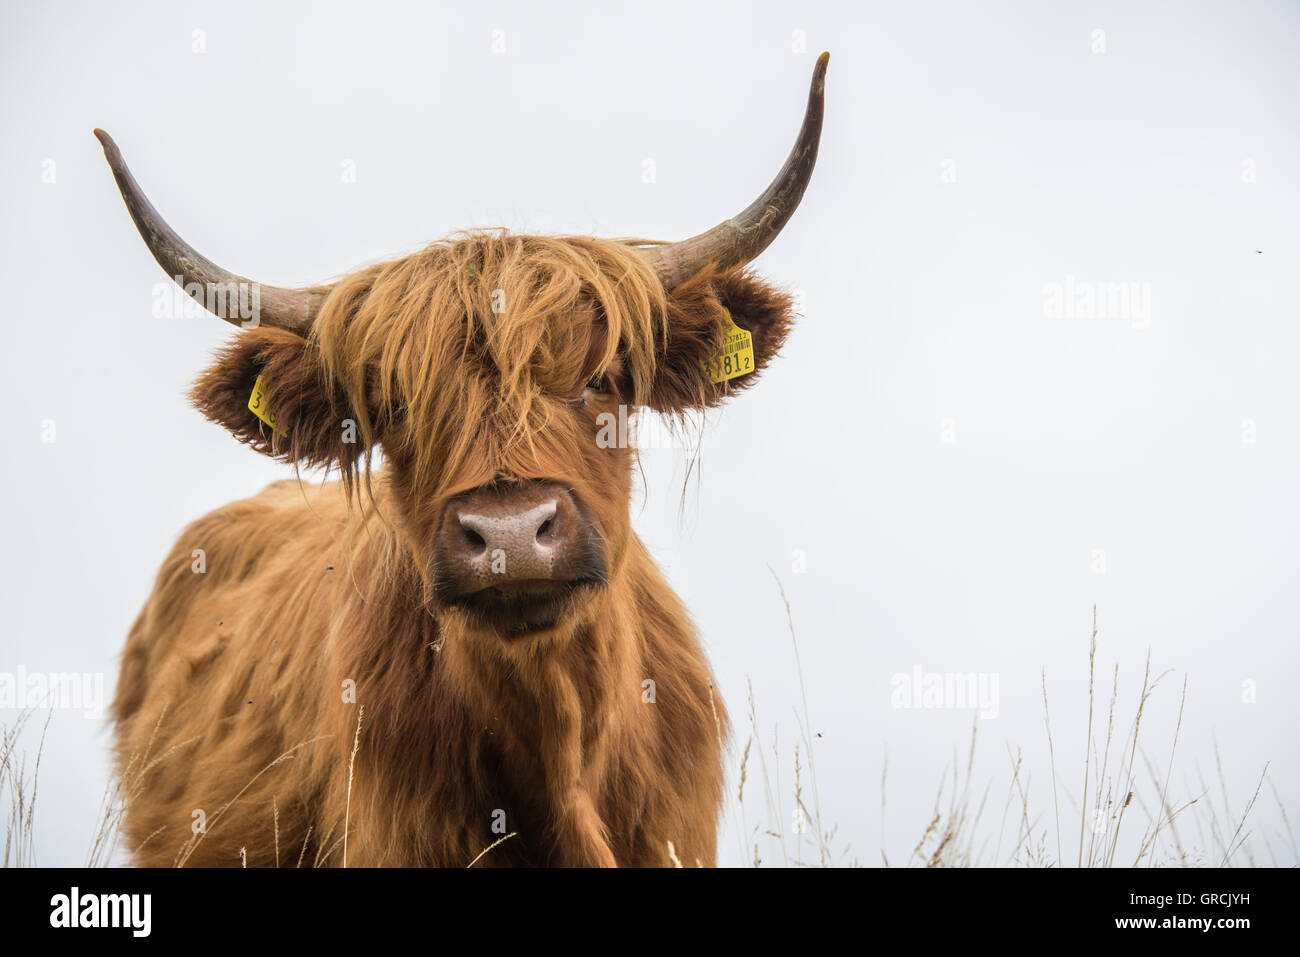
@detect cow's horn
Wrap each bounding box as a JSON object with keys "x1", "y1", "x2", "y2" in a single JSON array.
[
  {"x1": 636, "y1": 51, "x2": 828, "y2": 290},
  {"x1": 94, "y1": 129, "x2": 325, "y2": 333}
]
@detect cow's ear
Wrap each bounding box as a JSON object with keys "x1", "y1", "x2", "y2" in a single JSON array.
[
  {"x1": 646, "y1": 265, "x2": 796, "y2": 414},
  {"x1": 190, "y1": 326, "x2": 376, "y2": 471}
]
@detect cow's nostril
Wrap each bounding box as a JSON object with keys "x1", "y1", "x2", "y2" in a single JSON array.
[
  {"x1": 462, "y1": 526, "x2": 487, "y2": 552},
  {"x1": 536, "y1": 517, "x2": 553, "y2": 541}
]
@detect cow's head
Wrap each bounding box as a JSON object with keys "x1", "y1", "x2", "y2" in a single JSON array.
[{"x1": 98, "y1": 55, "x2": 827, "y2": 643}]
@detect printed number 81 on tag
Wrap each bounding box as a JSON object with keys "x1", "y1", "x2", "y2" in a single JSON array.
[{"x1": 703, "y1": 317, "x2": 755, "y2": 384}]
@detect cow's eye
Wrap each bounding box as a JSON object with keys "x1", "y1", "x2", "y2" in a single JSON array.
[{"x1": 585, "y1": 373, "x2": 611, "y2": 395}]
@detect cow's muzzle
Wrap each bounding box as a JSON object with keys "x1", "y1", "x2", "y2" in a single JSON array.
[{"x1": 433, "y1": 480, "x2": 607, "y2": 636}]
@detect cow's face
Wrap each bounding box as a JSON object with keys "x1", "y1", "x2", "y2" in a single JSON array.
[{"x1": 190, "y1": 235, "x2": 795, "y2": 641}]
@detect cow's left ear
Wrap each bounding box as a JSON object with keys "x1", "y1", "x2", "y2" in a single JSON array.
[{"x1": 646, "y1": 265, "x2": 796, "y2": 414}]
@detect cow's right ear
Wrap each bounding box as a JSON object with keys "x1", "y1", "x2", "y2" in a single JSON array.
[{"x1": 190, "y1": 327, "x2": 377, "y2": 471}]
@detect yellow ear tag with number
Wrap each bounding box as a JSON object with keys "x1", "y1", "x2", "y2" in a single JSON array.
[
  {"x1": 248, "y1": 374, "x2": 289, "y2": 435},
  {"x1": 702, "y1": 309, "x2": 755, "y2": 383}
]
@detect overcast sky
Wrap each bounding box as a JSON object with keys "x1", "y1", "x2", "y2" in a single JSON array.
[{"x1": 2, "y1": 0, "x2": 1297, "y2": 867}]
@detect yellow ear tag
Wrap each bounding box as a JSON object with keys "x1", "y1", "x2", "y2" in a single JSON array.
[
  {"x1": 248, "y1": 374, "x2": 289, "y2": 435},
  {"x1": 702, "y1": 309, "x2": 755, "y2": 383}
]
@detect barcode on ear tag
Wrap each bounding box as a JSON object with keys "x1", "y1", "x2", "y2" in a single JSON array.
[
  {"x1": 702, "y1": 310, "x2": 755, "y2": 383},
  {"x1": 248, "y1": 374, "x2": 289, "y2": 435}
]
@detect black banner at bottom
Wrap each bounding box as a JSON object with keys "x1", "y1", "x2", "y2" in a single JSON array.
[{"x1": 0, "y1": 866, "x2": 1290, "y2": 943}]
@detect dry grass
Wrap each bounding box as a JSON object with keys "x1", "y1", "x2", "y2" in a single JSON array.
[
  {"x1": 1, "y1": 708, "x2": 48, "y2": 867},
  {"x1": 732, "y1": 598, "x2": 1294, "y2": 868}
]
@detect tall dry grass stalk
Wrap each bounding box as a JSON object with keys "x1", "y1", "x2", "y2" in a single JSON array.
[
  {"x1": 467, "y1": 831, "x2": 517, "y2": 867},
  {"x1": 731, "y1": 570, "x2": 853, "y2": 867},
  {"x1": 343, "y1": 704, "x2": 364, "y2": 868}
]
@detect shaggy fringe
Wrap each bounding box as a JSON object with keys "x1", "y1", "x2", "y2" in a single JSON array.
[{"x1": 311, "y1": 233, "x2": 668, "y2": 496}]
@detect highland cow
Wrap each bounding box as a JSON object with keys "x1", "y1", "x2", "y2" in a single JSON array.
[{"x1": 99, "y1": 53, "x2": 827, "y2": 867}]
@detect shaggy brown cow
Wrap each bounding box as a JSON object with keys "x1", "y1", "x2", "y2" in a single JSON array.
[{"x1": 99, "y1": 54, "x2": 827, "y2": 867}]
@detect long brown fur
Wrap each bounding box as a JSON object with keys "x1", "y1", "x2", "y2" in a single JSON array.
[{"x1": 114, "y1": 232, "x2": 795, "y2": 867}]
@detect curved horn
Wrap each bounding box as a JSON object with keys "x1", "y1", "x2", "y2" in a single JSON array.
[
  {"x1": 94, "y1": 129, "x2": 325, "y2": 333},
  {"x1": 637, "y1": 52, "x2": 828, "y2": 290}
]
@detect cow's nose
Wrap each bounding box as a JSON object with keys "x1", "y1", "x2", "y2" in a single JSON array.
[
  {"x1": 435, "y1": 482, "x2": 606, "y2": 601},
  {"x1": 457, "y1": 500, "x2": 558, "y2": 568}
]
